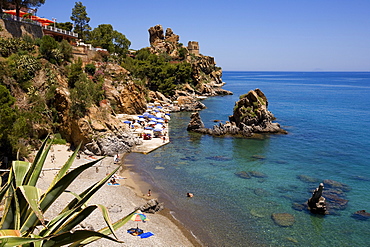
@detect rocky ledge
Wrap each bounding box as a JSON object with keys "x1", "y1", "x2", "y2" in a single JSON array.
[{"x1": 187, "y1": 88, "x2": 287, "y2": 136}]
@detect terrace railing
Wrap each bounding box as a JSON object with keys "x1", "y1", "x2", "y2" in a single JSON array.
[{"x1": 0, "y1": 13, "x2": 78, "y2": 38}]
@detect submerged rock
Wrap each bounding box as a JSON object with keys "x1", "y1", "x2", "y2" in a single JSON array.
[
  {"x1": 323, "y1": 179, "x2": 351, "y2": 192},
  {"x1": 249, "y1": 171, "x2": 268, "y2": 178},
  {"x1": 271, "y1": 213, "x2": 295, "y2": 227},
  {"x1": 235, "y1": 171, "x2": 251, "y2": 179},
  {"x1": 297, "y1": 175, "x2": 320, "y2": 183},
  {"x1": 351, "y1": 210, "x2": 370, "y2": 220}
]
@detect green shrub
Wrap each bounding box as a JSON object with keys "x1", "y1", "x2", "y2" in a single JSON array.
[{"x1": 85, "y1": 63, "x2": 96, "y2": 75}]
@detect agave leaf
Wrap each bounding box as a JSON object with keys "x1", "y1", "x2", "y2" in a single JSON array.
[
  {"x1": 42, "y1": 230, "x2": 124, "y2": 247},
  {"x1": 13, "y1": 161, "x2": 31, "y2": 188},
  {"x1": 97, "y1": 204, "x2": 118, "y2": 240},
  {"x1": 25, "y1": 137, "x2": 51, "y2": 187},
  {"x1": 0, "y1": 182, "x2": 11, "y2": 205},
  {"x1": 71, "y1": 210, "x2": 136, "y2": 246},
  {"x1": 50, "y1": 142, "x2": 82, "y2": 187},
  {"x1": 0, "y1": 234, "x2": 42, "y2": 247},
  {"x1": 20, "y1": 157, "x2": 104, "y2": 234},
  {"x1": 0, "y1": 185, "x2": 17, "y2": 230},
  {"x1": 53, "y1": 205, "x2": 97, "y2": 235},
  {"x1": 60, "y1": 165, "x2": 119, "y2": 214},
  {"x1": 18, "y1": 186, "x2": 44, "y2": 226}
]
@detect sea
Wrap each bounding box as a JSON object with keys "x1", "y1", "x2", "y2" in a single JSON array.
[{"x1": 125, "y1": 71, "x2": 370, "y2": 247}]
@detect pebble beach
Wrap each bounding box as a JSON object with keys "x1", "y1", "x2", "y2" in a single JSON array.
[{"x1": 36, "y1": 144, "x2": 201, "y2": 247}]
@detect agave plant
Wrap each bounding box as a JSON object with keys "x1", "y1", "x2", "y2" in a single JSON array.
[{"x1": 0, "y1": 137, "x2": 136, "y2": 246}]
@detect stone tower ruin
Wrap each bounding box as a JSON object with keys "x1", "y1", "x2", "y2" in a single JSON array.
[{"x1": 188, "y1": 41, "x2": 199, "y2": 56}]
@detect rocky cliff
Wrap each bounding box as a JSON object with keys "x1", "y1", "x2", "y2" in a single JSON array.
[
  {"x1": 48, "y1": 63, "x2": 147, "y2": 156},
  {"x1": 187, "y1": 89, "x2": 287, "y2": 137},
  {"x1": 148, "y1": 24, "x2": 232, "y2": 102}
]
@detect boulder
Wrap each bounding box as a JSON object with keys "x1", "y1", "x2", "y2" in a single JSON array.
[
  {"x1": 137, "y1": 199, "x2": 164, "y2": 214},
  {"x1": 271, "y1": 213, "x2": 295, "y2": 227}
]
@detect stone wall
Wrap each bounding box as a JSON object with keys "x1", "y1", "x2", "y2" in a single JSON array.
[{"x1": 0, "y1": 19, "x2": 43, "y2": 39}]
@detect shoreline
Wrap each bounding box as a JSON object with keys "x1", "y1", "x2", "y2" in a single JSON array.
[
  {"x1": 37, "y1": 144, "x2": 199, "y2": 247},
  {"x1": 119, "y1": 156, "x2": 203, "y2": 247}
]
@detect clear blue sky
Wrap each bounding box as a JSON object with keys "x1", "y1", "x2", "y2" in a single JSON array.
[{"x1": 37, "y1": 0, "x2": 370, "y2": 71}]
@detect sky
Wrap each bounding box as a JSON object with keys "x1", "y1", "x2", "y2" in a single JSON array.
[{"x1": 37, "y1": 0, "x2": 370, "y2": 71}]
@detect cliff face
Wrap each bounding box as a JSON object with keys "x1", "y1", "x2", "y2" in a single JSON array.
[
  {"x1": 31, "y1": 62, "x2": 147, "y2": 156},
  {"x1": 148, "y1": 24, "x2": 232, "y2": 100}
]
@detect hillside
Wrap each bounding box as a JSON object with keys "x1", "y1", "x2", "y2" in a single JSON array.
[{"x1": 0, "y1": 21, "x2": 231, "y2": 163}]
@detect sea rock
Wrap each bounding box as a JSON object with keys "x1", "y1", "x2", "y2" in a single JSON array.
[
  {"x1": 351, "y1": 210, "x2": 370, "y2": 220},
  {"x1": 271, "y1": 213, "x2": 295, "y2": 227},
  {"x1": 297, "y1": 175, "x2": 320, "y2": 183},
  {"x1": 235, "y1": 171, "x2": 251, "y2": 179},
  {"x1": 187, "y1": 112, "x2": 205, "y2": 131},
  {"x1": 254, "y1": 188, "x2": 271, "y2": 197},
  {"x1": 249, "y1": 171, "x2": 268, "y2": 178},
  {"x1": 176, "y1": 96, "x2": 206, "y2": 112},
  {"x1": 324, "y1": 193, "x2": 348, "y2": 210},
  {"x1": 323, "y1": 179, "x2": 351, "y2": 192},
  {"x1": 307, "y1": 183, "x2": 328, "y2": 214},
  {"x1": 187, "y1": 89, "x2": 287, "y2": 137},
  {"x1": 137, "y1": 199, "x2": 164, "y2": 214}
]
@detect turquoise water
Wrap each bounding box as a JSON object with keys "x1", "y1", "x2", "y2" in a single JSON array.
[{"x1": 126, "y1": 72, "x2": 370, "y2": 246}]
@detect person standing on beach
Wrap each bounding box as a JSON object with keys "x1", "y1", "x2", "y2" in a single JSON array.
[{"x1": 147, "y1": 189, "x2": 151, "y2": 197}]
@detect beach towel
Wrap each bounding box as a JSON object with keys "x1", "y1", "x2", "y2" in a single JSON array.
[
  {"x1": 107, "y1": 183, "x2": 120, "y2": 186},
  {"x1": 140, "y1": 232, "x2": 154, "y2": 238}
]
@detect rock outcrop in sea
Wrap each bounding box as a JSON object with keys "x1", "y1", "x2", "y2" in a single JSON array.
[
  {"x1": 187, "y1": 88, "x2": 287, "y2": 136},
  {"x1": 307, "y1": 183, "x2": 328, "y2": 214}
]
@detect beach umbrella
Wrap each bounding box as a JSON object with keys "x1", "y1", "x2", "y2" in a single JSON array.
[
  {"x1": 165, "y1": 113, "x2": 171, "y2": 116},
  {"x1": 148, "y1": 121, "x2": 156, "y2": 125},
  {"x1": 138, "y1": 115, "x2": 144, "y2": 118},
  {"x1": 147, "y1": 114, "x2": 156, "y2": 118},
  {"x1": 144, "y1": 126, "x2": 153, "y2": 130},
  {"x1": 157, "y1": 106, "x2": 163, "y2": 109},
  {"x1": 123, "y1": 120, "x2": 131, "y2": 124},
  {"x1": 153, "y1": 128, "x2": 163, "y2": 132},
  {"x1": 165, "y1": 115, "x2": 171, "y2": 120},
  {"x1": 130, "y1": 211, "x2": 149, "y2": 228},
  {"x1": 156, "y1": 119, "x2": 164, "y2": 123}
]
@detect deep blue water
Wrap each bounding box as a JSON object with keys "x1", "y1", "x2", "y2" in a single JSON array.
[{"x1": 126, "y1": 72, "x2": 370, "y2": 246}]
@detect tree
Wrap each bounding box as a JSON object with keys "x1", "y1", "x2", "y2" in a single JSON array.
[
  {"x1": 10, "y1": 0, "x2": 46, "y2": 20},
  {"x1": 70, "y1": 1, "x2": 91, "y2": 40},
  {"x1": 55, "y1": 21, "x2": 73, "y2": 31},
  {"x1": 88, "y1": 24, "x2": 131, "y2": 55}
]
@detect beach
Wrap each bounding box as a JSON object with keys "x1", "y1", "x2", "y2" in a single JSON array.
[{"x1": 36, "y1": 144, "x2": 201, "y2": 247}]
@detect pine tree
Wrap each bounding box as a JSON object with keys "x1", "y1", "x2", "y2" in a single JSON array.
[{"x1": 70, "y1": 1, "x2": 91, "y2": 40}]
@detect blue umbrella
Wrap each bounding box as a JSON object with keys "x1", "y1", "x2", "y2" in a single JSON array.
[
  {"x1": 144, "y1": 127, "x2": 153, "y2": 130},
  {"x1": 148, "y1": 114, "x2": 156, "y2": 118},
  {"x1": 153, "y1": 128, "x2": 163, "y2": 132},
  {"x1": 157, "y1": 106, "x2": 163, "y2": 109},
  {"x1": 143, "y1": 112, "x2": 150, "y2": 117},
  {"x1": 138, "y1": 115, "x2": 144, "y2": 118},
  {"x1": 123, "y1": 121, "x2": 131, "y2": 124},
  {"x1": 165, "y1": 113, "x2": 170, "y2": 116}
]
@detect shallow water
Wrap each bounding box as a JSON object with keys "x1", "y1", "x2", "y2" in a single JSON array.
[{"x1": 127, "y1": 72, "x2": 370, "y2": 246}]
